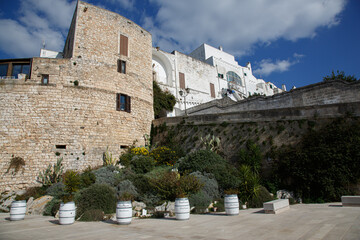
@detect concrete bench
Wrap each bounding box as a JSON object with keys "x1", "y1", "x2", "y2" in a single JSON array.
[
  {"x1": 341, "y1": 196, "x2": 360, "y2": 207},
  {"x1": 263, "y1": 199, "x2": 290, "y2": 214}
]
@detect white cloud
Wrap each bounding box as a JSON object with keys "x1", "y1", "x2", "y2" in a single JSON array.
[
  {"x1": 103, "y1": 0, "x2": 135, "y2": 10},
  {"x1": 0, "y1": 0, "x2": 76, "y2": 58},
  {"x1": 145, "y1": 0, "x2": 347, "y2": 55},
  {"x1": 0, "y1": 19, "x2": 64, "y2": 58},
  {"x1": 253, "y1": 53, "x2": 305, "y2": 76}
]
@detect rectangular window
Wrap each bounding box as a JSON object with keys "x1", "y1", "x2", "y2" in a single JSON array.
[
  {"x1": 0, "y1": 64, "x2": 8, "y2": 77},
  {"x1": 116, "y1": 93, "x2": 131, "y2": 113},
  {"x1": 120, "y1": 34, "x2": 128, "y2": 56},
  {"x1": 12, "y1": 64, "x2": 30, "y2": 77},
  {"x1": 179, "y1": 72, "x2": 185, "y2": 89},
  {"x1": 41, "y1": 74, "x2": 49, "y2": 85},
  {"x1": 210, "y1": 83, "x2": 215, "y2": 98},
  {"x1": 117, "y1": 60, "x2": 126, "y2": 74}
]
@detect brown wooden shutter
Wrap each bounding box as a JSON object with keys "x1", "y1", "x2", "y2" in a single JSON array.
[
  {"x1": 126, "y1": 95, "x2": 131, "y2": 113},
  {"x1": 179, "y1": 72, "x2": 185, "y2": 89},
  {"x1": 210, "y1": 83, "x2": 215, "y2": 98},
  {"x1": 120, "y1": 35, "x2": 128, "y2": 56},
  {"x1": 116, "y1": 93, "x2": 120, "y2": 110}
]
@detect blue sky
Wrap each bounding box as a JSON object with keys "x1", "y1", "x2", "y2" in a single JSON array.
[{"x1": 0, "y1": 0, "x2": 359, "y2": 88}]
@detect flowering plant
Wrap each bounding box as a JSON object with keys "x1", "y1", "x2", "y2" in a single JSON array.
[{"x1": 150, "y1": 146, "x2": 177, "y2": 166}]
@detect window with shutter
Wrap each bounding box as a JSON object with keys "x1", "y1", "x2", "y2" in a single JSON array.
[
  {"x1": 210, "y1": 83, "x2": 215, "y2": 98},
  {"x1": 116, "y1": 93, "x2": 131, "y2": 113},
  {"x1": 117, "y1": 60, "x2": 126, "y2": 74},
  {"x1": 120, "y1": 34, "x2": 128, "y2": 56},
  {"x1": 179, "y1": 72, "x2": 185, "y2": 89}
]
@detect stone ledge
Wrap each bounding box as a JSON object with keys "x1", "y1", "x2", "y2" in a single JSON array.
[
  {"x1": 342, "y1": 196, "x2": 360, "y2": 207},
  {"x1": 264, "y1": 199, "x2": 290, "y2": 214}
]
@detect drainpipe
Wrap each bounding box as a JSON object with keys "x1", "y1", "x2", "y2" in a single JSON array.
[{"x1": 215, "y1": 64, "x2": 221, "y2": 98}]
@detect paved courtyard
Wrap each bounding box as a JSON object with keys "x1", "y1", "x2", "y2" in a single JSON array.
[{"x1": 0, "y1": 203, "x2": 359, "y2": 240}]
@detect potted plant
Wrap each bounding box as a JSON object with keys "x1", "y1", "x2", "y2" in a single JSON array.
[
  {"x1": 10, "y1": 194, "x2": 27, "y2": 221},
  {"x1": 174, "y1": 191, "x2": 190, "y2": 220},
  {"x1": 116, "y1": 192, "x2": 134, "y2": 225},
  {"x1": 59, "y1": 170, "x2": 80, "y2": 225},
  {"x1": 224, "y1": 189, "x2": 239, "y2": 216}
]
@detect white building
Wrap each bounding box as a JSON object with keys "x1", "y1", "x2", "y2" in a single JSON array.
[{"x1": 152, "y1": 43, "x2": 284, "y2": 117}]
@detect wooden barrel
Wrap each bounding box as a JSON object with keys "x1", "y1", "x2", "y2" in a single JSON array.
[
  {"x1": 59, "y1": 202, "x2": 76, "y2": 225},
  {"x1": 10, "y1": 200, "x2": 26, "y2": 221},
  {"x1": 116, "y1": 201, "x2": 132, "y2": 225},
  {"x1": 224, "y1": 194, "x2": 239, "y2": 215},
  {"x1": 175, "y1": 198, "x2": 190, "y2": 220}
]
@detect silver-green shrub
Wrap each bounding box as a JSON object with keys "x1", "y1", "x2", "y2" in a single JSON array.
[
  {"x1": 190, "y1": 171, "x2": 220, "y2": 200},
  {"x1": 116, "y1": 180, "x2": 138, "y2": 199}
]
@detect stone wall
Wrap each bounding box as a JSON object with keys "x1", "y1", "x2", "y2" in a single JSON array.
[
  {"x1": 185, "y1": 80, "x2": 360, "y2": 116},
  {"x1": 0, "y1": 1, "x2": 153, "y2": 192}
]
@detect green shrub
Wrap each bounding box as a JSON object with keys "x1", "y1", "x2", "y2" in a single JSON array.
[
  {"x1": 93, "y1": 165, "x2": 121, "y2": 187},
  {"x1": 178, "y1": 174, "x2": 203, "y2": 197},
  {"x1": 149, "y1": 171, "x2": 202, "y2": 201},
  {"x1": 119, "y1": 153, "x2": 134, "y2": 168},
  {"x1": 189, "y1": 191, "x2": 212, "y2": 214},
  {"x1": 79, "y1": 209, "x2": 104, "y2": 221},
  {"x1": 46, "y1": 182, "x2": 66, "y2": 198},
  {"x1": 43, "y1": 198, "x2": 62, "y2": 216},
  {"x1": 178, "y1": 150, "x2": 239, "y2": 192},
  {"x1": 130, "y1": 155, "x2": 155, "y2": 174},
  {"x1": 75, "y1": 184, "x2": 117, "y2": 218},
  {"x1": 190, "y1": 171, "x2": 220, "y2": 200},
  {"x1": 145, "y1": 166, "x2": 172, "y2": 179},
  {"x1": 247, "y1": 186, "x2": 273, "y2": 208},
  {"x1": 178, "y1": 150, "x2": 226, "y2": 173},
  {"x1": 80, "y1": 168, "x2": 96, "y2": 189},
  {"x1": 273, "y1": 118, "x2": 360, "y2": 202},
  {"x1": 138, "y1": 193, "x2": 161, "y2": 207},
  {"x1": 149, "y1": 171, "x2": 178, "y2": 200},
  {"x1": 116, "y1": 180, "x2": 138, "y2": 199},
  {"x1": 206, "y1": 164, "x2": 240, "y2": 192}
]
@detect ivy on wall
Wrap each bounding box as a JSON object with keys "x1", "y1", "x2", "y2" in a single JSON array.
[{"x1": 153, "y1": 81, "x2": 176, "y2": 119}]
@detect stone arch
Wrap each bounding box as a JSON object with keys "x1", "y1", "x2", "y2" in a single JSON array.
[{"x1": 152, "y1": 49, "x2": 173, "y2": 87}]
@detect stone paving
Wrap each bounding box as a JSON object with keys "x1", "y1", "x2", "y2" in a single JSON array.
[{"x1": 0, "y1": 203, "x2": 359, "y2": 240}]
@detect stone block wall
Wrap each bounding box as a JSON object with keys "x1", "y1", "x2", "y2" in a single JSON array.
[
  {"x1": 186, "y1": 80, "x2": 360, "y2": 116},
  {"x1": 0, "y1": 1, "x2": 153, "y2": 192}
]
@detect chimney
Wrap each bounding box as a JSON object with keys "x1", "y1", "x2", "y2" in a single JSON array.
[
  {"x1": 281, "y1": 84, "x2": 287, "y2": 91},
  {"x1": 219, "y1": 46, "x2": 223, "y2": 51}
]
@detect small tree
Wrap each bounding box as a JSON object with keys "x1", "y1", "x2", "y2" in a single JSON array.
[{"x1": 323, "y1": 70, "x2": 358, "y2": 83}]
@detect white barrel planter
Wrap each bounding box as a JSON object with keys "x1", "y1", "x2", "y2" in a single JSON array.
[
  {"x1": 175, "y1": 198, "x2": 190, "y2": 220},
  {"x1": 59, "y1": 202, "x2": 76, "y2": 225},
  {"x1": 116, "y1": 201, "x2": 132, "y2": 225},
  {"x1": 10, "y1": 200, "x2": 26, "y2": 221},
  {"x1": 224, "y1": 194, "x2": 239, "y2": 216}
]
